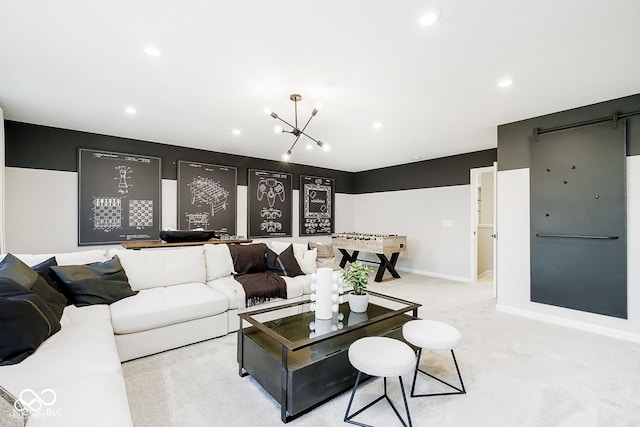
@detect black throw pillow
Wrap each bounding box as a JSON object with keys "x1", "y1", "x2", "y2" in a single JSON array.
[
  {"x1": 265, "y1": 247, "x2": 286, "y2": 275},
  {"x1": 274, "y1": 245, "x2": 305, "y2": 277},
  {"x1": 32, "y1": 257, "x2": 71, "y2": 299},
  {"x1": 51, "y1": 257, "x2": 138, "y2": 307},
  {"x1": 30, "y1": 276, "x2": 67, "y2": 320},
  {"x1": 0, "y1": 277, "x2": 62, "y2": 365},
  {"x1": 0, "y1": 254, "x2": 67, "y2": 320},
  {"x1": 0, "y1": 254, "x2": 39, "y2": 289}
]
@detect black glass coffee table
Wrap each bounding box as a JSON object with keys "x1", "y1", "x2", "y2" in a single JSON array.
[{"x1": 237, "y1": 291, "x2": 420, "y2": 423}]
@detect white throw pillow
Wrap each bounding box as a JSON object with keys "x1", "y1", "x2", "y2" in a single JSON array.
[
  {"x1": 203, "y1": 244, "x2": 235, "y2": 280},
  {"x1": 297, "y1": 247, "x2": 317, "y2": 274}
]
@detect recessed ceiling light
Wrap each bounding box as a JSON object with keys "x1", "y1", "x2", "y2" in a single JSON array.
[
  {"x1": 144, "y1": 46, "x2": 162, "y2": 57},
  {"x1": 498, "y1": 78, "x2": 514, "y2": 88},
  {"x1": 414, "y1": 156, "x2": 422, "y2": 161},
  {"x1": 373, "y1": 122, "x2": 383, "y2": 130},
  {"x1": 232, "y1": 129, "x2": 241, "y2": 136},
  {"x1": 419, "y1": 9, "x2": 442, "y2": 26},
  {"x1": 124, "y1": 107, "x2": 137, "y2": 115}
]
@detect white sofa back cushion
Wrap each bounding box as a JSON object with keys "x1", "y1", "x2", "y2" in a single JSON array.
[
  {"x1": 115, "y1": 246, "x2": 206, "y2": 291},
  {"x1": 203, "y1": 244, "x2": 235, "y2": 280},
  {"x1": 0, "y1": 249, "x2": 107, "y2": 267}
]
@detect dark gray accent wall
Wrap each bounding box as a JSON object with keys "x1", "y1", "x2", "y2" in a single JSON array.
[
  {"x1": 353, "y1": 149, "x2": 497, "y2": 194},
  {"x1": 5, "y1": 121, "x2": 498, "y2": 194},
  {"x1": 498, "y1": 93, "x2": 640, "y2": 171},
  {"x1": 4, "y1": 121, "x2": 356, "y2": 193}
]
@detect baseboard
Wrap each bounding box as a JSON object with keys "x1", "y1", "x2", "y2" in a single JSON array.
[
  {"x1": 478, "y1": 270, "x2": 493, "y2": 278},
  {"x1": 495, "y1": 304, "x2": 640, "y2": 344},
  {"x1": 395, "y1": 266, "x2": 472, "y2": 283}
]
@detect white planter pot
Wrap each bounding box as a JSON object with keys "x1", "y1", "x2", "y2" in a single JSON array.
[{"x1": 348, "y1": 293, "x2": 369, "y2": 313}]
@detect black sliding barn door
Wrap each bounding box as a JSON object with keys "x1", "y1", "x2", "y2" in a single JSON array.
[{"x1": 530, "y1": 121, "x2": 627, "y2": 318}]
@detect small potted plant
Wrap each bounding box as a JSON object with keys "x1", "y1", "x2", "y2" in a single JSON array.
[{"x1": 340, "y1": 261, "x2": 373, "y2": 313}]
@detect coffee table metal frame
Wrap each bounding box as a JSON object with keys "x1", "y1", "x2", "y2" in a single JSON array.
[{"x1": 237, "y1": 291, "x2": 420, "y2": 423}]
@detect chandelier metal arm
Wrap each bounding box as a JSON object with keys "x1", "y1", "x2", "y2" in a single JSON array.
[
  {"x1": 287, "y1": 134, "x2": 303, "y2": 154},
  {"x1": 272, "y1": 115, "x2": 297, "y2": 132},
  {"x1": 270, "y1": 94, "x2": 328, "y2": 160}
]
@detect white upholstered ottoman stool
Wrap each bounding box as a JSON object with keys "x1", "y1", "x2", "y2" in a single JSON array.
[
  {"x1": 344, "y1": 336, "x2": 416, "y2": 427},
  {"x1": 402, "y1": 319, "x2": 466, "y2": 397}
]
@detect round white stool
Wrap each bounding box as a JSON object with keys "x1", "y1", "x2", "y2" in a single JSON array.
[
  {"x1": 402, "y1": 320, "x2": 466, "y2": 397},
  {"x1": 345, "y1": 337, "x2": 416, "y2": 427}
]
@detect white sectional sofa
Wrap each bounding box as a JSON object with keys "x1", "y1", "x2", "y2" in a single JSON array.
[{"x1": 0, "y1": 241, "x2": 327, "y2": 427}]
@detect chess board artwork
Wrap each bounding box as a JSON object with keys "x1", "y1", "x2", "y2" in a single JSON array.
[
  {"x1": 79, "y1": 149, "x2": 161, "y2": 245},
  {"x1": 177, "y1": 161, "x2": 237, "y2": 235}
]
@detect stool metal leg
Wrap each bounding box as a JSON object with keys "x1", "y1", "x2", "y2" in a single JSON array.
[
  {"x1": 411, "y1": 348, "x2": 466, "y2": 397},
  {"x1": 345, "y1": 372, "x2": 413, "y2": 427}
]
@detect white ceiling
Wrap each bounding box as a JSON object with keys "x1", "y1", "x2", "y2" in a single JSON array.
[{"x1": 1, "y1": 0, "x2": 639, "y2": 172}]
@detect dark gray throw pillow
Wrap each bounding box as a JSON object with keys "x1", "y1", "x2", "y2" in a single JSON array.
[
  {"x1": 0, "y1": 277, "x2": 62, "y2": 365},
  {"x1": 30, "y1": 276, "x2": 67, "y2": 320},
  {"x1": 265, "y1": 247, "x2": 286, "y2": 275},
  {"x1": 0, "y1": 254, "x2": 39, "y2": 289},
  {"x1": 0, "y1": 254, "x2": 68, "y2": 320},
  {"x1": 51, "y1": 257, "x2": 138, "y2": 306},
  {"x1": 32, "y1": 257, "x2": 70, "y2": 299},
  {"x1": 274, "y1": 244, "x2": 305, "y2": 277}
]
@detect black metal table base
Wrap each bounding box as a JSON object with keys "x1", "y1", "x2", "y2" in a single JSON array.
[{"x1": 338, "y1": 249, "x2": 401, "y2": 282}]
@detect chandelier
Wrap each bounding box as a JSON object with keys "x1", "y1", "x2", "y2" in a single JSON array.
[{"x1": 268, "y1": 94, "x2": 331, "y2": 161}]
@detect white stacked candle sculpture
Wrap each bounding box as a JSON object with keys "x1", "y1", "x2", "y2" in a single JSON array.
[{"x1": 309, "y1": 267, "x2": 344, "y2": 320}]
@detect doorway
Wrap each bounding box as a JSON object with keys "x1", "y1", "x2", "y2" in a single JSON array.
[{"x1": 470, "y1": 165, "x2": 496, "y2": 295}]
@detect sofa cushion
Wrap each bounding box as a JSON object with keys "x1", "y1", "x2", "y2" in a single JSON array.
[
  {"x1": 0, "y1": 250, "x2": 107, "y2": 269},
  {"x1": 0, "y1": 278, "x2": 62, "y2": 365},
  {"x1": 0, "y1": 304, "x2": 130, "y2": 426},
  {"x1": 115, "y1": 246, "x2": 206, "y2": 290},
  {"x1": 228, "y1": 243, "x2": 267, "y2": 274},
  {"x1": 203, "y1": 244, "x2": 234, "y2": 280},
  {"x1": 51, "y1": 257, "x2": 138, "y2": 307},
  {"x1": 110, "y1": 283, "x2": 229, "y2": 334},
  {"x1": 309, "y1": 241, "x2": 337, "y2": 269}
]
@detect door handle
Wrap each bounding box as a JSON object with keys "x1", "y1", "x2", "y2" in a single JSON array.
[{"x1": 535, "y1": 233, "x2": 618, "y2": 240}]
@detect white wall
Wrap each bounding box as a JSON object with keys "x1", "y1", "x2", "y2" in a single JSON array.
[
  {"x1": 495, "y1": 157, "x2": 640, "y2": 342},
  {"x1": 3, "y1": 167, "x2": 352, "y2": 253},
  {"x1": 353, "y1": 185, "x2": 471, "y2": 282}
]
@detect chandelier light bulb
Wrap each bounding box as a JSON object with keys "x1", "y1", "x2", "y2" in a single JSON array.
[
  {"x1": 420, "y1": 9, "x2": 442, "y2": 26},
  {"x1": 268, "y1": 94, "x2": 330, "y2": 159},
  {"x1": 263, "y1": 107, "x2": 272, "y2": 115}
]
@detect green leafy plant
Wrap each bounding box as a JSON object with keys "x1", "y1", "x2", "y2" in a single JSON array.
[{"x1": 340, "y1": 261, "x2": 372, "y2": 295}]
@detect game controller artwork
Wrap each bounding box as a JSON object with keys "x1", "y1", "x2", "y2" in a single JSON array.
[
  {"x1": 79, "y1": 149, "x2": 161, "y2": 245},
  {"x1": 249, "y1": 169, "x2": 292, "y2": 237}
]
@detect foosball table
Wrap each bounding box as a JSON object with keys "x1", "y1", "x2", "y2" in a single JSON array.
[{"x1": 331, "y1": 233, "x2": 407, "y2": 282}]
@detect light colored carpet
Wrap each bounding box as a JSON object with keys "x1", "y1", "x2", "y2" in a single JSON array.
[{"x1": 122, "y1": 274, "x2": 640, "y2": 427}]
